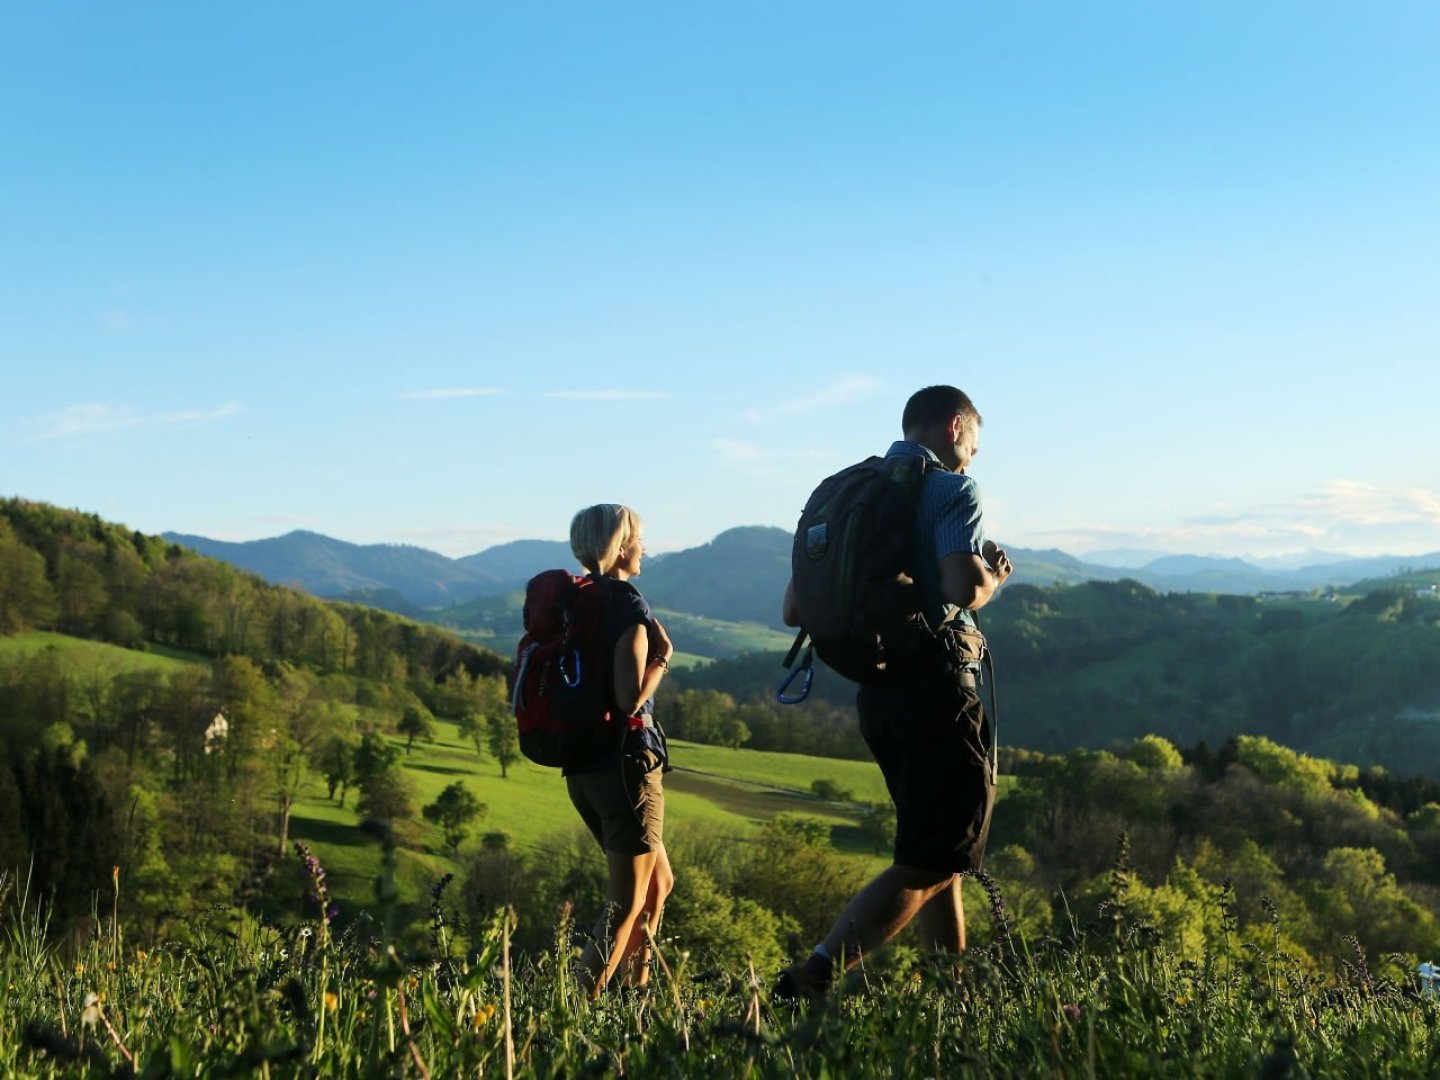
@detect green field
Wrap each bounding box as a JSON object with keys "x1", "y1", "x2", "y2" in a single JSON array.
[
  {"x1": 0, "y1": 631, "x2": 200, "y2": 675},
  {"x1": 287, "y1": 723, "x2": 931, "y2": 901}
]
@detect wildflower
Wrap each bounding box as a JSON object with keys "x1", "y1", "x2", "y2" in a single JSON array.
[
  {"x1": 976, "y1": 871, "x2": 1013, "y2": 953},
  {"x1": 1061, "y1": 1003, "x2": 1082, "y2": 1022},
  {"x1": 324, "y1": 992, "x2": 339, "y2": 1012},
  {"x1": 136, "y1": 950, "x2": 148, "y2": 962},
  {"x1": 74, "y1": 963, "x2": 84, "y2": 975},
  {"x1": 1175, "y1": 995, "x2": 1192, "y2": 1007},
  {"x1": 106, "y1": 961, "x2": 116, "y2": 972},
  {"x1": 472, "y1": 1003, "x2": 497, "y2": 1030}
]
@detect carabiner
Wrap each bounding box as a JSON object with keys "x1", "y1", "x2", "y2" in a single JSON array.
[
  {"x1": 558, "y1": 648, "x2": 583, "y2": 689},
  {"x1": 776, "y1": 664, "x2": 814, "y2": 705}
]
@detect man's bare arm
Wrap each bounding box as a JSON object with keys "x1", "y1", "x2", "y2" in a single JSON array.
[{"x1": 939, "y1": 542, "x2": 1013, "y2": 612}]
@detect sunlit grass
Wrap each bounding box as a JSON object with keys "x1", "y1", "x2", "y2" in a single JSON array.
[{"x1": 3, "y1": 865, "x2": 1436, "y2": 1078}]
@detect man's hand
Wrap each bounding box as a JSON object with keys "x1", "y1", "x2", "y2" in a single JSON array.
[{"x1": 982, "y1": 539, "x2": 1013, "y2": 584}]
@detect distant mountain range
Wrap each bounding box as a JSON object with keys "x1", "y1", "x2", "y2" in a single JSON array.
[{"x1": 163, "y1": 526, "x2": 1440, "y2": 630}]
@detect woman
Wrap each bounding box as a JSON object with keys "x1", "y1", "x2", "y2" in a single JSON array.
[{"x1": 565, "y1": 503, "x2": 674, "y2": 998}]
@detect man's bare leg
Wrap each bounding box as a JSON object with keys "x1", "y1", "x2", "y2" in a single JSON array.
[
  {"x1": 817, "y1": 864, "x2": 957, "y2": 971},
  {"x1": 917, "y1": 874, "x2": 965, "y2": 953}
]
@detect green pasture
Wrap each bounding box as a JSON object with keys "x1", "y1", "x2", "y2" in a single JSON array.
[
  {"x1": 0, "y1": 631, "x2": 200, "y2": 675},
  {"x1": 287, "y1": 722, "x2": 940, "y2": 903}
]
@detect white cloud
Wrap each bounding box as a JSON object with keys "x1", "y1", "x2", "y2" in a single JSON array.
[
  {"x1": 743, "y1": 374, "x2": 885, "y2": 424},
  {"x1": 711, "y1": 439, "x2": 771, "y2": 463},
  {"x1": 399, "y1": 388, "x2": 506, "y2": 400},
  {"x1": 545, "y1": 389, "x2": 676, "y2": 401},
  {"x1": 30, "y1": 401, "x2": 243, "y2": 441},
  {"x1": 1025, "y1": 479, "x2": 1440, "y2": 558}
]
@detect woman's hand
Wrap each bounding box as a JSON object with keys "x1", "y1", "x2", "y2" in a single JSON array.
[{"x1": 649, "y1": 616, "x2": 674, "y2": 663}]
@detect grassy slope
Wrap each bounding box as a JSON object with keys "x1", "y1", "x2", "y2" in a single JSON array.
[
  {"x1": 288, "y1": 722, "x2": 936, "y2": 901},
  {"x1": 0, "y1": 631, "x2": 199, "y2": 675}
]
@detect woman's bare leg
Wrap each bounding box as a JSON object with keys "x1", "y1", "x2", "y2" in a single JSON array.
[
  {"x1": 578, "y1": 849, "x2": 657, "y2": 999},
  {"x1": 621, "y1": 843, "x2": 674, "y2": 987}
]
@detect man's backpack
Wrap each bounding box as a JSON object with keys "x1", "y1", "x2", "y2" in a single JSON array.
[
  {"x1": 511, "y1": 571, "x2": 621, "y2": 768},
  {"x1": 780, "y1": 453, "x2": 938, "y2": 696}
]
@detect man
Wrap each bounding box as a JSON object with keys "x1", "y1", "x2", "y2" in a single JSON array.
[{"x1": 777, "y1": 384, "x2": 1012, "y2": 997}]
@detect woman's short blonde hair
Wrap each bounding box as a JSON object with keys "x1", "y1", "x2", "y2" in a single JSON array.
[{"x1": 570, "y1": 504, "x2": 642, "y2": 576}]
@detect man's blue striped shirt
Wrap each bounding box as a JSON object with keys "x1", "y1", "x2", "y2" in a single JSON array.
[{"x1": 885, "y1": 440, "x2": 987, "y2": 629}]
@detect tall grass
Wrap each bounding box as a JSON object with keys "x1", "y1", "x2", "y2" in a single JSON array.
[{"x1": 2, "y1": 864, "x2": 1436, "y2": 1078}]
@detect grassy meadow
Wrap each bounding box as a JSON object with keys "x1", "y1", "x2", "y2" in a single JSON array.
[
  {"x1": 4, "y1": 867, "x2": 1438, "y2": 1078},
  {"x1": 288, "y1": 721, "x2": 905, "y2": 908},
  {"x1": 0, "y1": 632, "x2": 199, "y2": 676}
]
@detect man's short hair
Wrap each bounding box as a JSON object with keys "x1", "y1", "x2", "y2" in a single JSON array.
[
  {"x1": 570, "y1": 503, "x2": 642, "y2": 576},
  {"x1": 902, "y1": 385, "x2": 982, "y2": 435}
]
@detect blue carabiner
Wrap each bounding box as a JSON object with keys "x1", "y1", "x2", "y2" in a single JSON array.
[
  {"x1": 558, "y1": 648, "x2": 583, "y2": 689},
  {"x1": 776, "y1": 663, "x2": 813, "y2": 705}
]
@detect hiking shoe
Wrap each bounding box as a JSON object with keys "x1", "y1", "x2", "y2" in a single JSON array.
[{"x1": 771, "y1": 952, "x2": 833, "y2": 1004}]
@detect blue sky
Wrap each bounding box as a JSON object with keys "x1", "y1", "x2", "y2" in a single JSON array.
[{"x1": 3, "y1": 2, "x2": 1438, "y2": 560}]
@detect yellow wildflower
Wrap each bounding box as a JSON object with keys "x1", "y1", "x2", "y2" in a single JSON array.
[
  {"x1": 324, "y1": 992, "x2": 339, "y2": 1012},
  {"x1": 74, "y1": 964, "x2": 84, "y2": 975}
]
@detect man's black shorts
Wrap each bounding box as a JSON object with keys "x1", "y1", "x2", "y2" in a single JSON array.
[{"x1": 858, "y1": 674, "x2": 994, "y2": 874}]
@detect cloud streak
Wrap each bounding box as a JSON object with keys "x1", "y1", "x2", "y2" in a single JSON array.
[
  {"x1": 545, "y1": 389, "x2": 676, "y2": 401},
  {"x1": 399, "y1": 388, "x2": 506, "y2": 400},
  {"x1": 1027, "y1": 479, "x2": 1440, "y2": 558},
  {"x1": 30, "y1": 401, "x2": 243, "y2": 441},
  {"x1": 743, "y1": 374, "x2": 885, "y2": 424}
]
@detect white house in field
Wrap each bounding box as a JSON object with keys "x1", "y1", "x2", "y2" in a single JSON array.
[{"x1": 203, "y1": 711, "x2": 229, "y2": 755}]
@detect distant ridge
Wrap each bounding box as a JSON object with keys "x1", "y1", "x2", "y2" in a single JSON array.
[
  {"x1": 163, "y1": 529, "x2": 500, "y2": 608},
  {"x1": 455, "y1": 539, "x2": 575, "y2": 592},
  {"x1": 164, "y1": 526, "x2": 1440, "y2": 625}
]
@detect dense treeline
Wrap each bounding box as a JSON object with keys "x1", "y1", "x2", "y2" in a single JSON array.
[
  {"x1": 0, "y1": 500, "x2": 506, "y2": 684},
  {"x1": 669, "y1": 578, "x2": 1440, "y2": 776}
]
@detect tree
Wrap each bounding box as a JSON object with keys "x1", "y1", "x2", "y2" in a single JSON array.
[
  {"x1": 357, "y1": 766, "x2": 416, "y2": 821},
  {"x1": 487, "y1": 712, "x2": 521, "y2": 778},
  {"x1": 0, "y1": 523, "x2": 56, "y2": 632},
  {"x1": 397, "y1": 704, "x2": 436, "y2": 754},
  {"x1": 314, "y1": 733, "x2": 359, "y2": 805},
  {"x1": 858, "y1": 801, "x2": 897, "y2": 854},
  {"x1": 353, "y1": 730, "x2": 400, "y2": 780},
  {"x1": 456, "y1": 712, "x2": 487, "y2": 761},
  {"x1": 810, "y1": 778, "x2": 852, "y2": 802},
  {"x1": 423, "y1": 782, "x2": 487, "y2": 853}
]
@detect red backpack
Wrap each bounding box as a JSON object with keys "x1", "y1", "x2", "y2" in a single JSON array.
[{"x1": 511, "y1": 571, "x2": 621, "y2": 767}]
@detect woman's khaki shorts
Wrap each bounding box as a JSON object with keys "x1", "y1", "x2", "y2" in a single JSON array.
[{"x1": 566, "y1": 753, "x2": 664, "y2": 855}]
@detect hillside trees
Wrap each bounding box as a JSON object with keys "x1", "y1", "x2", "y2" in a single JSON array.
[
  {"x1": 0, "y1": 499, "x2": 507, "y2": 687},
  {"x1": 0, "y1": 520, "x2": 56, "y2": 632},
  {"x1": 487, "y1": 713, "x2": 520, "y2": 777},
  {"x1": 397, "y1": 704, "x2": 436, "y2": 753},
  {"x1": 423, "y1": 782, "x2": 486, "y2": 853}
]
